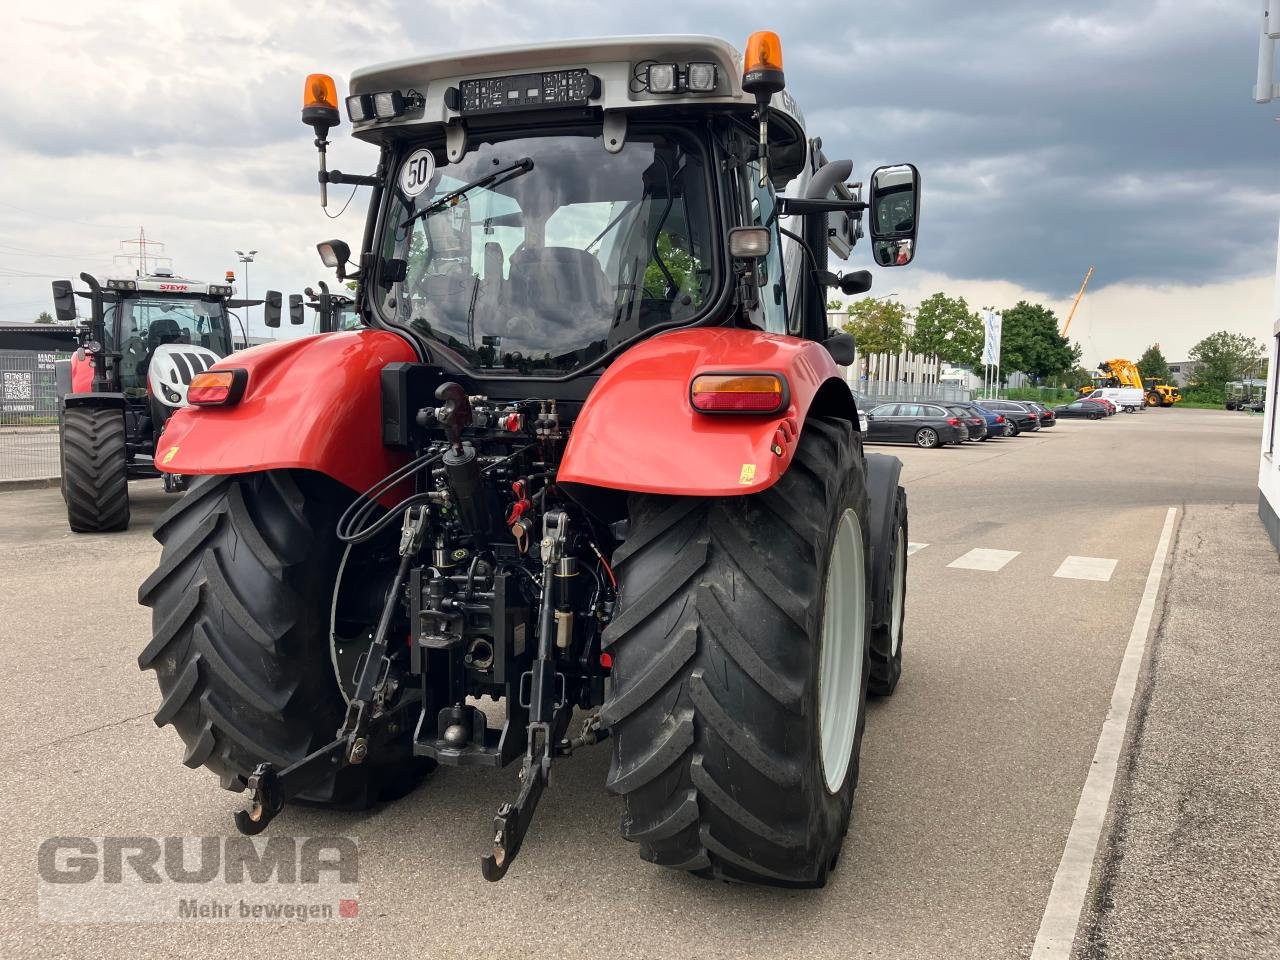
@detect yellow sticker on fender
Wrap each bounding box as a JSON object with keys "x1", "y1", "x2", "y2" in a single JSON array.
[
  {"x1": 739, "y1": 463, "x2": 756, "y2": 484},
  {"x1": 162, "y1": 446, "x2": 179, "y2": 465}
]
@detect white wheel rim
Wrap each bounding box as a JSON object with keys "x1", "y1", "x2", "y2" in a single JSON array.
[
  {"x1": 890, "y1": 528, "x2": 906, "y2": 656},
  {"x1": 917, "y1": 429, "x2": 935, "y2": 447},
  {"x1": 818, "y1": 508, "x2": 867, "y2": 793}
]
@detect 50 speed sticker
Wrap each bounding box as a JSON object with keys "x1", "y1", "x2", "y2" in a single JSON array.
[{"x1": 399, "y1": 148, "x2": 436, "y2": 198}]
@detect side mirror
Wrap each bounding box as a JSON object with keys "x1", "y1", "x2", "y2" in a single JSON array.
[
  {"x1": 51, "y1": 280, "x2": 77, "y2": 323},
  {"x1": 318, "y1": 239, "x2": 352, "y2": 280},
  {"x1": 869, "y1": 163, "x2": 920, "y2": 267},
  {"x1": 839, "y1": 270, "x2": 873, "y2": 295},
  {"x1": 288, "y1": 294, "x2": 305, "y2": 325},
  {"x1": 822, "y1": 331, "x2": 857, "y2": 366},
  {"x1": 264, "y1": 290, "x2": 282, "y2": 328}
]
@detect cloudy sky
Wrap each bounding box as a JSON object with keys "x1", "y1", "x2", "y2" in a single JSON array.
[{"x1": 2, "y1": 0, "x2": 1276, "y2": 360}]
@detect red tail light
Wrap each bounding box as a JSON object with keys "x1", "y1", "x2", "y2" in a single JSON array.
[
  {"x1": 188, "y1": 368, "x2": 248, "y2": 406},
  {"x1": 947, "y1": 417, "x2": 960, "y2": 426},
  {"x1": 995, "y1": 415, "x2": 1005, "y2": 423},
  {"x1": 690, "y1": 373, "x2": 786, "y2": 414}
]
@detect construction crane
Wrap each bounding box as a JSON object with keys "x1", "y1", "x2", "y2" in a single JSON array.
[{"x1": 1060, "y1": 265, "x2": 1094, "y2": 336}]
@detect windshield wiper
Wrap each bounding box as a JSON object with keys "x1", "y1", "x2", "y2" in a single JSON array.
[{"x1": 400, "y1": 157, "x2": 534, "y2": 230}]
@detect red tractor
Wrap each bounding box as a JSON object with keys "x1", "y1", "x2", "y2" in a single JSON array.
[
  {"x1": 50, "y1": 267, "x2": 259, "y2": 531},
  {"x1": 138, "y1": 31, "x2": 917, "y2": 886}
]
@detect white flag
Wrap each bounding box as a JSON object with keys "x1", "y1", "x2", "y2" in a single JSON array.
[{"x1": 982, "y1": 310, "x2": 1002, "y2": 366}]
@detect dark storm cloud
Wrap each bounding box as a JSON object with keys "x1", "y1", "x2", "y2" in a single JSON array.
[
  {"x1": 382, "y1": 0, "x2": 1279, "y2": 295},
  {"x1": 6, "y1": 1, "x2": 1274, "y2": 297}
]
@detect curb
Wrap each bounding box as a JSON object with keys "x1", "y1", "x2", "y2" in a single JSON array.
[{"x1": 0, "y1": 477, "x2": 59, "y2": 493}]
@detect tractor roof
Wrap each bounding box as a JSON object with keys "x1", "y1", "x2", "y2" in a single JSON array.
[
  {"x1": 91, "y1": 271, "x2": 235, "y2": 297},
  {"x1": 348, "y1": 34, "x2": 806, "y2": 146}
]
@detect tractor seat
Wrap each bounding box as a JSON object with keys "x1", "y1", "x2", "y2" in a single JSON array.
[
  {"x1": 148, "y1": 317, "x2": 183, "y2": 347},
  {"x1": 505, "y1": 247, "x2": 612, "y2": 327}
]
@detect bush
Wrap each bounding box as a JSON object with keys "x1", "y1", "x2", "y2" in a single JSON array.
[{"x1": 1000, "y1": 386, "x2": 1078, "y2": 404}]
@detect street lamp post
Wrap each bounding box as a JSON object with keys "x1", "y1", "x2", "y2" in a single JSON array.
[{"x1": 235, "y1": 249, "x2": 258, "y2": 338}]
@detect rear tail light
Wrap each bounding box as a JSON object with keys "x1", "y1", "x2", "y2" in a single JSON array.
[
  {"x1": 996, "y1": 415, "x2": 1004, "y2": 423},
  {"x1": 690, "y1": 373, "x2": 786, "y2": 413},
  {"x1": 947, "y1": 418, "x2": 960, "y2": 426},
  {"x1": 188, "y1": 368, "x2": 248, "y2": 406}
]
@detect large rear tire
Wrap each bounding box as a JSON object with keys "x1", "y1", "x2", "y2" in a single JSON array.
[
  {"x1": 61, "y1": 406, "x2": 130, "y2": 533},
  {"x1": 137, "y1": 470, "x2": 420, "y2": 806},
  {"x1": 601, "y1": 416, "x2": 871, "y2": 886}
]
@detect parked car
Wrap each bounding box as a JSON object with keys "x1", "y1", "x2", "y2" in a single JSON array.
[
  {"x1": 1089, "y1": 396, "x2": 1118, "y2": 416},
  {"x1": 976, "y1": 400, "x2": 1041, "y2": 436},
  {"x1": 1024, "y1": 400, "x2": 1057, "y2": 427},
  {"x1": 1053, "y1": 399, "x2": 1108, "y2": 420},
  {"x1": 850, "y1": 391, "x2": 872, "y2": 435},
  {"x1": 945, "y1": 404, "x2": 988, "y2": 441},
  {"x1": 954, "y1": 402, "x2": 1007, "y2": 439},
  {"x1": 866, "y1": 402, "x2": 967, "y2": 448}
]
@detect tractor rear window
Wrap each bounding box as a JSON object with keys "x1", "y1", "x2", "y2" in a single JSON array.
[{"x1": 376, "y1": 130, "x2": 716, "y2": 376}]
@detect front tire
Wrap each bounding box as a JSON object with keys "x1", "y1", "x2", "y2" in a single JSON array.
[
  {"x1": 601, "y1": 416, "x2": 871, "y2": 886},
  {"x1": 869, "y1": 487, "x2": 907, "y2": 696},
  {"x1": 61, "y1": 406, "x2": 129, "y2": 533},
  {"x1": 137, "y1": 470, "x2": 419, "y2": 805}
]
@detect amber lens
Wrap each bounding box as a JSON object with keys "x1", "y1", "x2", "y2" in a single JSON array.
[
  {"x1": 304, "y1": 73, "x2": 338, "y2": 109},
  {"x1": 744, "y1": 31, "x2": 783, "y2": 73}
]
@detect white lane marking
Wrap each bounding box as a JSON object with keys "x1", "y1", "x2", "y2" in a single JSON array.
[
  {"x1": 1054, "y1": 556, "x2": 1118, "y2": 582},
  {"x1": 1030, "y1": 506, "x2": 1179, "y2": 960},
  {"x1": 907, "y1": 542, "x2": 929, "y2": 556},
  {"x1": 947, "y1": 547, "x2": 1020, "y2": 572}
]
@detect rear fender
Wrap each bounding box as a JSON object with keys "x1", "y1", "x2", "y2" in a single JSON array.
[
  {"x1": 558, "y1": 327, "x2": 857, "y2": 497},
  {"x1": 865, "y1": 452, "x2": 905, "y2": 627},
  {"x1": 155, "y1": 331, "x2": 416, "y2": 496}
]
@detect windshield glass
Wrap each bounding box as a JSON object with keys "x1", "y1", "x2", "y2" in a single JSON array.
[
  {"x1": 114, "y1": 296, "x2": 232, "y2": 394},
  {"x1": 377, "y1": 130, "x2": 716, "y2": 376}
]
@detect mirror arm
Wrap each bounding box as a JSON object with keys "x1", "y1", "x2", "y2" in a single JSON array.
[
  {"x1": 323, "y1": 170, "x2": 380, "y2": 187},
  {"x1": 777, "y1": 197, "x2": 867, "y2": 216}
]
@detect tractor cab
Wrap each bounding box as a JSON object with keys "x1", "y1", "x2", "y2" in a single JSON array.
[{"x1": 301, "y1": 34, "x2": 916, "y2": 381}]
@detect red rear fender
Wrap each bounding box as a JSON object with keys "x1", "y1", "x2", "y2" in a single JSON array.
[
  {"x1": 559, "y1": 327, "x2": 856, "y2": 497},
  {"x1": 156, "y1": 330, "x2": 416, "y2": 495}
]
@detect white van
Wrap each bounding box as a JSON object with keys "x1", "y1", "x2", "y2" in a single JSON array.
[{"x1": 1089, "y1": 387, "x2": 1145, "y2": 412}]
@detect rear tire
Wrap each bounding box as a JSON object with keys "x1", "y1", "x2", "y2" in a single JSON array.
[
  {"x1": 915, "y1": 427, "x2": 939, "y2": 449},
  {"x1": 138, "y1": 470, "x2": 421, "y2": 806},
  {"x1": 869, "y1": 487, "x2": 907, "y2": 697},
  {"x1": 61, "y1": 406, "x2": 130, "y2": 533},
  {"x1": 601, "y1": 416, "x2": 871, "y2": 886}
]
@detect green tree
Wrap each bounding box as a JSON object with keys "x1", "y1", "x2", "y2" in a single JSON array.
[
  {"x1": 34, "y1": 310, "x2": 53, "y2": 324},
  {"x1": 1136, "y1": 343, "x2": 1170, "y2": 383},
  {"x1": 909, "y1": 292, "x2": 984, "y2": 376},
  {"x1": 999, "y1": 300, "x2": 1080, "y2": 382},
  {"x1": 842, "y1": 298, "x2": 908, "y2": 379},
  {"x1": 1188, "y1": 331, "x2": 1265, "y2": 390}
]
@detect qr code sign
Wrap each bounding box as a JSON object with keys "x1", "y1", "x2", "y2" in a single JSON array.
[{"x1": 3, "y1": 371, "x2": 33, "y2": 401}]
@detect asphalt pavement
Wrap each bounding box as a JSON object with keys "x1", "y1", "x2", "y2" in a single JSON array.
[{"x1": 0, "y1": 407, "x2": 1271, "y2": 959}]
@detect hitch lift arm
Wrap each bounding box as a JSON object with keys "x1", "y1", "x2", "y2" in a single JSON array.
[{"x1": 233, "y1": 505, "x2": 429, "y2": 836}]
